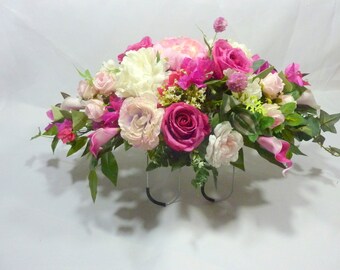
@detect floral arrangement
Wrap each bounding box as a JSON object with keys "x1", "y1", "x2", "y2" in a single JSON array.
[{"x1": 33, "y1": 17, "x2": 340, "y2": 202}]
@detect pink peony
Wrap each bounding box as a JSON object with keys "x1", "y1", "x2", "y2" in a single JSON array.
[
  {"x1": 257, "y1": 136, "x2": 292, "y2": 175},
  {"x1": 93, "y1": 72, "x2": 115, "y2": 96},
  {"x1": 212, "y1": 39, "x2": 252, "y2": 79},
  {"x1": 213, "y1": 17, "x2": 228, "y2": 33},
  {"x1": 226, "y1": 72, "x2": 248, "y2": 92},
  {"x1": 285, "y1": 63, "x2": 309, "y2": 86},
  {"x1": 161, "y1": 102, "x2": 210, "y2": 152},
  {"x1": 88, "y1": 128, "x2": 120, "y2": 157},
  {"x1": 117, "y1": 36, "x2": 153, "y2": 63},
  {"x1": 154, "y1": 37, "x2": 208, "y2": 71}
]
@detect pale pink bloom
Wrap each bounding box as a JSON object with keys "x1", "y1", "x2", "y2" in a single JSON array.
[
  {"x1": 263, "y1": 103, "x2": 285, "y2": 128},
  {"x1": 60, "y1": 97, "x2": 85, "y2": 111},
  {"x1": 154, "y1": 37, "x2": 208, "y2": 70},
  {"x1": 278, "y1": 94, "x2": 296, "y2": 105},
  {"x1": 297, "y1": 89, "x2": 320, "y2": 111},
  {"x1": 257, "y1": 136, "x2": 292, "y2": 175},
  {"x1": 213, "y1": 17, "x2": 228, "y2": 33},
  {"x1": 118, "y1": 94, "x2": 164, "y2": 150},
  {"x1": 205, "y1": 121, "x2": 243, "y2": 168},
  {"x1": 261, "y1": 72, "x2": 284, "y2": 99},
  {"x1": 84, "y1": 99, "x2": 105, "y2": 122},
  {"x1": 77, "y1": 80, "x2": 97, "y2": 100},
  {"x1": 93, "y1": 72, "x2": 115, "y2": 96},
  {"x1": 88, "y1": 128, "x2": 120, "y2": 157}
]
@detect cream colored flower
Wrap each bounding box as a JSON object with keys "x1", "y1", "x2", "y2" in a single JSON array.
[
  {"x1": 115, "y1": 48, "x2": 167, "y2": 98},
  {"x1": 205, "y1": 121, "x2": 243, "y2": 168},
  {"x1": 118, "y1": 94, "x2": 164, "y2": 150},
  {"x1": 261, "y1": 72, "x2": 284, "y2": 99}
]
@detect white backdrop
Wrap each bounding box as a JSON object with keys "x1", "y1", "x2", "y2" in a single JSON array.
[{"x1": 1, "y1": 1, "x2": 340, "y2": 270}]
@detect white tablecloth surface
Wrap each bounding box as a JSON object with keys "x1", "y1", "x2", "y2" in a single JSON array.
[{"x1": 1, "y1": 1, "x2": 340, "y2": 269}]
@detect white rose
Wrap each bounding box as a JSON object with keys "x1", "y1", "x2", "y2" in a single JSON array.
[
  {"x1": 84, "y1": 99, "x2": 105, "y2": 122},
  {"x1": 205, "y1": 121, "x2": 243, "y2": 168},
  {"x1": 115, "y1": 48, "x2": 167, "y2": 98},
  {"x1": 77, "y1": 80, "x2": 97, "y2": 100},
  {"x1": 261, "y1": 72, "x2": 284, "y2": 99},
  {"x1": 118, "y1": 94, "x2": 164, "y2": 150},
  {"x1": 60, "y1": 97, "x2": 85, "y2": 111},
  {"x1": 93, "y1": 72, "x2": 115, "y2": 96},
  {"x1": 229, "y1": 39, "x2": 253, "y2": 58},
  {"x1": 263, "y1": 103, "x2": 285, "y2": 128}
]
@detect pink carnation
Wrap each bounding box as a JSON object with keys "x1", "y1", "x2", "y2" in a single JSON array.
[
  {"x1": 117, "y1": 36, "x2": 153, "y2": 63},
  {"x1": 55, "y1": 119, "x2": 76, "y2": 144}
]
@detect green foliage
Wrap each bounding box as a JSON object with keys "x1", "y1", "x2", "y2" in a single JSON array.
[
  {"x1": 31, "y1": 128, "x2": 42, "y2": 140},
  {"x1": 280, "y1": 102, "x2": 297, "y2": 116},
  {"x1": 229, "y1": 108, "x2": 258, "y2": 135},
  {"x1": 319, "y1": 110, "x2": 340, "y2": 133},
  {"x1": 67, "y1": 137, "x2": 88, "y2": 157},
  {"x1": 259, "y1": 116, "x2": 275, "y2": 130},
  {"x1": 101, "y1": 151, "x2": 118, "y2": 186},
  {"x1": 51, "y1": 106, "x2": 64, "y2": 121},
  {"x1": 43, "y1": 125, "x2": 58, "y2": 136},
  {"x1": 77, "y1": 68, "x2": 93, "y2": 84},
  {"x1": 72, "y1": 111, "x2": 88, "y2": 131},
  {"x1": 252, "y1": 59, "x2": 266, "y2": 72},
  {"x1": 253, "y1": 66, "x2": 274, "y2": 80},
  {"x1": 51, "y1": 135, "x2": 59, "y2": 153},
  {"x1": 88, "y1": 170, "x2": 98, "y2": 202},
  {"x1": 278, "y1": 71, "x2": 293, "y2": 93},
  {"x1": 285, "y1": 113, "x2": 306, "y2": 126},
  {"x1": 230, "y1": 148, "x2": 245, "y2": 171}
]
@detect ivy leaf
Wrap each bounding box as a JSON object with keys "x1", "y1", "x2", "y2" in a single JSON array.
[
  {"x1": 67, "y1": 137, "x2": 88, "y2": 157},
  {"x1": 296, "y1": 105, "x2": 317, "y2": 116},
  {"x1": 51, "y1": 135, "x2": 59, "y2": 153},
  {"x1": 298, "y1": 117, "x2": 320, "y2": 138},
  {"x1": 313, "y1": 134, "x2": 325, "y2": 146},
  {"x1": 326, "y1": 146, "x2": 340, "y2": 157},
  {"x1": 101, "y1": 151, "x2": 118, "y2": 186},
  {"x1": 72, "y1": 111, "x2": 88, "y2": 131},
  {"x1": 280, "y1": 102, "x2": 297, "y2": 116},
  {"x1": 320, "y1": 110, "x2": 340, "y2": 133},
  {"x1": 88, "y1": 170, "x2": 98, "y2": 202},
  {"x1": 231, "y1": 148, "x2": 245, "y2": 171}
]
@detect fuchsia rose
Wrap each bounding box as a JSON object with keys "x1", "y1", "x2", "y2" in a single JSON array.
[
  {"x1": 213, "y1": 17, "x2": 228, "y2": 33},
  {"x1": 93, "y1": 72, "x2": 115, "y2": 96},
  {"x1": 257, "y1": 136, "x2": 292, "y2": 175},
  {"x1": 212, "y1": 39, "x2": 253, "y2": 79},
  {"x1": 161, "y1": 102, "x2": 210, "y2": 152},
  {"x1": 285, "y1": 63, "x2": 309, "y2": 87},
  {"x1": 88, "y1": 128, "x2": 120, "y2": 157},
  {"x1": 117, "y1": 36, "x2": 153, "y2": 63},
  {"x1": 154, "y1": 37, "x2": 208, "y2": 70},
  {"x1": 55, "y1": 119, "x2": 76, "y2": 144}
]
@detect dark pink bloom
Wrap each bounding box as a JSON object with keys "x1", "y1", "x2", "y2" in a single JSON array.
[
  {"x1": 212, "y1": 39, "x2": 252, "y2": 79},
  {"x1": 101, "y1": 95, "x2": 123, "y2": 128},
  {"x1": 252, "y1": 54, "x2": 271, "y2": 74},
  {"x1": 118, "y1": 36, "x2": 153, "y2": 63},
  {"x1": 226, "y1": 72, "x2": 248, "y2": 92},
  {"x1": 177, "y1": 57, "x2": 214, "y2": 90},
  {"x1": 161, "y1": 102, "x2": 210, "y2": 152},
  {"x1": 88, "y1": 128, "x2": 120, "y2": 157},
  {"x1": 285, "y1": 63, "x2": 309, "y2": 86},
  {"x1": 55, "y1": 119, "x2": 76, "y2": 144},
  {"x1": 213, "y1": 17, "x2": 228, "y2": 33},
  {"x1": 257, "y1": 136, "x2": 292, "y2": 175}
]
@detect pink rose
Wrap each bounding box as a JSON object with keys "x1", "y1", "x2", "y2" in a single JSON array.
[
  {"x1": 213, "y1": 17, "x2": 228, "y2": 33},
  {"x1": 154, "y1": 37, "x2": 207, "y2": 71},
  {"x1": 88, "y1": 128, "x2": 120, "y2": 157},
  {"x1": 84, "y1": 99, "x2": 105, "y2": 122},
  {"x1": 117, "y1": 36, "x2": 153, "y2": 63},
  {"x1": 285, "y1": 63, "x2": 309, "y2": 87},
  {"x1": 257, "y1": 136, "x2": 292, "y2": 175},
  {"x1": 212, "y1": 39, "x2": 252, "y2": 79},
  {"x1": 77, "y1": 80, "x2": 98, "y2": 100},
  {"x1": 93, "y1": 72, "x2": 115, "y2": 96},
  {"x1": 261, "y1": 72, "x2": 284, "y2": 99},
  {"x1": 161, "y1": 102, "x2": 210, "y2": 152},
  {"x1": 263, "y1": 103, "x2": 285, "y2": 128}
]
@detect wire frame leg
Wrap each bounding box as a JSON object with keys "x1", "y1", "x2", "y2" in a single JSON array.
[
  {"x1": 201, "y1": 167, "x2": 236, "y2": 203},
  {"x1": 145, "y1": 157, "x2": 181, "y2": 207}
]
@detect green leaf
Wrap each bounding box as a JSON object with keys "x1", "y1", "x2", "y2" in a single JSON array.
[
  {"x1": 191, "y1": 167, "x2": 209, "y2": 188},
  {"x1": 252, "y1": 59, "x2": 265, "y2": 72},
  {"x1": 280, "y1": 102, "x2": 297, "y2": 116},
  {"x1": 43, "y1": 125, "x2": 58, "y2": 136},
  {"x1": 296, "y1": 105, "x2": 317, "y2": 116},
  {"x1": 51, "y1": 106, "x2": 64, "y2": 121},
  {"x1": 60, "y1": 110, "x2": 72, "y2": 119},
  {"x1": 72, "y1": 111, "x2": 88, "y2": 131},
  {"x1": 278, "y1": 71, "x2": 293, "y2": 93},
  {"x1": 51, "y1": 135, "x2": 59, "y2": 153},
  {"x1": 229, "y1": 108, "x2": 258, "y2": 135},
  {"x1": 101, "y1": 151, "x2": 118, "y2": 186},
  {"x1": 326, "y1": 146, "x2": 340, "y2": 157},
  {"x1": 298, "y1": 117, "x2": 320, "y2": 137},
  {"x1": 230, "y1": 148, "x2": 245, "y2": 171},
  {"x1": 248, "y1": 134, "x2": 258, "y2": 142},
  {"x1": 31, "y1": 128, "x2": 42, "y2": 140},
  {"x1": 285, "y1": 113, "x2": 306, "y2": 126},
  {"x1": 156, "y1": 51, "x2": 161, "y2": 62},
  {"x1": 259, "y1": 116, "x2": 275, "y2": 130},
  {"x1": 81, "y1": 140, "x2": 91, "y2": 157},
  {"x1": 320, "y1": 110, "x2": 340, "y2": 133},
  {"x1": 76, "y1": 68, "x2": 93, "y2": 82},
  {"x1": 88, "y1": 170, "x2": 98, "y2": 202},
  {"x1": 313, "y1": 134, "x2": 325, "y2": 145},
  {"x1": 67, "y1": 137, "x2": 88, "y2": 157},
  {"x1": 254, "y1": 66, "x2": 274, "y2": 80},
  {"x1": 146, "y1": 162, "x2": 161, "y2": 171},
  {"x1": 124, "y1": 141, "x2": 132, "y2": 151},
  {"x1": 289, "y1": 144, "x2": 307, "y2": 156},
  {"x1": 60, "y1": 92, "x2": 70, "y2": 99}
]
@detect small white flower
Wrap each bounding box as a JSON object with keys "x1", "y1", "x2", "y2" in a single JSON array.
[
  {"x1": 115, "y1": 48, "x2": 167, "y2": 98},
  {"x1": 205, "y1": 121, "x2": 243, "y2": 168}
]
